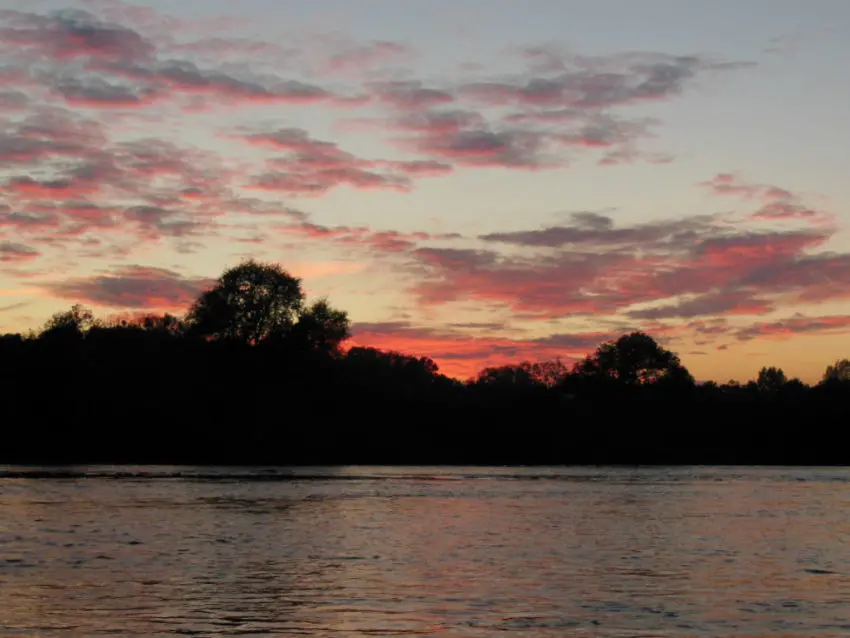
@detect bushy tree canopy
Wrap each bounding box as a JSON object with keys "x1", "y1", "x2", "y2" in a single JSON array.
[
  {"x1": 185, "y1": 259, "x2": 304, "y2": 345},
  {"x1": 572, "y1": 331, "x2": 691, "y2": 386},
  {"x1": 40, "y1": 304, "x2": 94, "y2": 339}
]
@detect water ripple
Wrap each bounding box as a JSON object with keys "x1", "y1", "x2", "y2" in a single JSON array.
[{"x1": 1, "y1": 466, "x2": 849, "y2": 636}]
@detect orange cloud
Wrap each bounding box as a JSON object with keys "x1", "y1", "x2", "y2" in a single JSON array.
[{"x1": 350, "y1": 322, "x2": 609, "y2": 379}]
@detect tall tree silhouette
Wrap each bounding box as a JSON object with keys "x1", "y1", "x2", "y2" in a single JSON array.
[{"x1": 185, "y1": 260, "x2": 304, "y2": 344}]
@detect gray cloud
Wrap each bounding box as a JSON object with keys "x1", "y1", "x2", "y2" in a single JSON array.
[
  {"x1": 628, "y1": 292, "x2": 773, "y2": 320},
  {"x1": 480, "y1": 212, "x2": 715, "y2": 248},
  {"x1": 52, "y1": 75, "x2": 160, "y2": 107},
  {"x1": 0, "y1": 8, "x2": 155, "y2": 61},
  {"x1": 0, "y1": 89, "x2": 28, "y2": 110},
  {"x1": 45, "y1": 265, "x2": 214, "y2": 310},
  {"x1": 0, "y1": 241, "x2": 40, "y2": 262}
]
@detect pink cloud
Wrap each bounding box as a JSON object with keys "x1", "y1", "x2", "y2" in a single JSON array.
[
  {"x1": 44, "y1": 264, "x2": 213, "y2": 310},
  {"x1": 277, "y1": 222, "x2": 463, "y2": 255},
  {"x1": 369, "y1": 80, "x2": 455, "y2": 109},
  {"x1": 0, "y1": 89, "x2": 29, "y2": 111},
  {"x1": 0, "y1": 9, "x2": 337, "y2": 110},
  {"x1": 0, "y1": 110, "x2": 108, "y2": 164},
  {"x1": 368, "y1": 107, "x2": 661, "y2": 170},
  {"x1": 350, "y1": 321, "x2": 607, "y2": 379},
  {"x1": 700, "y1": 172, "x2": 764, "y2": 198},
  {"x1": 96, "y1": 59, "x2": 333, "y2": 106},
  {"x1": 409, "y1": 127, "x2": 557, "y2": 169},
  {"x1": 237, "y1": 127, "x2": 448, "y2": 195},
  {"x1": 701, "y1": 173, "x2": 833, "y2": 227},
  {"x1": 0, "y1": 241, "x2": 40, "y2": 263},
  {"x1": 0, "y1": 112, "x2": 233, "y2": 252},
  {"x1": 379, "y1": 160, "x2": 454, "y2": 177},
  {"x1": 4, "y1": 175, "x2": 103, "y2": 199},
  {"x1": 0, "y1": 8, "x2": 156, "y2": 62},
  {"x1": 460, "y1": 52, "x2": 751, "y2": 110},
  {"x1": 322, "y1": 40, "x2": 412, "y2": 74},
  {"x1": 407, "y1": 193, "x2": 848, "y2": 319},
  {"x1": 52, "y1": 76, "x2": 164, "y2": 108},
  {"x1": 337, "y1": 51, "x2": 750, "y2": 170},
  {"x1": 736, "y1": 314, "x2": 850, "y2": 341},
  {"x1": 163, "y1": 37, "x2": 293, "y2": 61}
]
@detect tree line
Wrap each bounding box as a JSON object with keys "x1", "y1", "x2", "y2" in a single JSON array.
[{"x1": 2, "y1": 259, "x2": 849, "y2": 465}]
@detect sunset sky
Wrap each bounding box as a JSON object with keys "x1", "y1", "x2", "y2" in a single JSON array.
[{"x1": 1, "y1": 0, "x2": 848, "y2": 382}]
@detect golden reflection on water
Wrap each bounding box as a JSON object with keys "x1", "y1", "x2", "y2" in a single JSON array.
[{"x1": 1, "y1": 466, "x2": 849, "y2": 636}]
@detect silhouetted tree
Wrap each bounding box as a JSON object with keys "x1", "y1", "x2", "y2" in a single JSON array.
[
  {"x1": 474, "y1": 363, "x2": 540, "y2": 388},
  {"x1": 41, "y1": 304, "x2": 94, "y2": 335},
  {"x1": 473, "y1": 360, "x2": 570, "y2": 390},
  {"x1": 101, "y1": 312, "x2": 186, "y2": 335},
  {"x1": 0, "y1": 333, "x2": 25, "y2": 358},
  {"x1": 288, "y1": 298, "x2": 350, "y2": 356},
  {"x1": 573, "y1": 331, "x2": 689, "y2": 386},
  {"x1": 343, "y1": 347, "x2": 447, "y2": 397},
  {"x1": 757, "y1": 366, "x2": 787, "y2": 394},
  {"x1": 185, "y1": 259, "x2": 303, "y2": 345},
  {"x1": 38, "y1": 304, "x2": 94, "y2": 343},
  {"x1": 780, "y1": 377, "x2": 808, "y2": 399},
  {"x1": 823, "y1": 359, "x2": 850, "y2": 383},
  {"x1": 529, "y1": 359, "x2": 571, "y2": 388}
]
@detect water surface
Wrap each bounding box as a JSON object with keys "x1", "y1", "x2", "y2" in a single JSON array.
[{"x1": 1, "y1": 466, "x2": 849, "y2": 636}]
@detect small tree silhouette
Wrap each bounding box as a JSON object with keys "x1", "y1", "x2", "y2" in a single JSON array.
[
  {"x1": 823, "y1": 359, "x2": 850, "y2": 383},
  {"x1": 39, "y1": 304, "x2": 94, "y2": 339},
  {"x1": 288, "y1": 298, "x2": 351, "y2": 356},
  {"x1": 756, "y1": 366, "x2": 787, "y2": 393}
]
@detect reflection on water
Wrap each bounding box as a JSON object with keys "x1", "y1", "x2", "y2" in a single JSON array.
[{"x1": 1, "y1": 466, "x2": 849, "y2": 636}]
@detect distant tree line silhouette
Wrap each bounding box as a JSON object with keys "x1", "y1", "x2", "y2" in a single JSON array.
[{"x1": 2, "y1": 260, "x2": 849, "y2": 465}]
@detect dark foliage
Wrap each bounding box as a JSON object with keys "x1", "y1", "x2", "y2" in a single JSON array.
[
  {"x1": 2, "y1": 261, "x2": 849, "y2": 466},
  {"x1": 185, "y1": 259, "x2": 304, "y2": 344}
]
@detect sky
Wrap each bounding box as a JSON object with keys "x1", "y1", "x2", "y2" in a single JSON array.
[{"x1": 0, "y1": 0, "x2": 849, "y2": 382}]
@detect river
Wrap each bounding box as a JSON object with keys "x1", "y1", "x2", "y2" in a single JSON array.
[{"x1": 1, "y1": 466, "x2": 849, "y2": 636}]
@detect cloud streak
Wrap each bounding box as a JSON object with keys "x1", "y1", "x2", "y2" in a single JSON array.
[
  {"x1": 736, "y1": 314, "x2": 850, "y2": 341},
  {"x1": 44, "y1": 265, "x2": 214, "y2": 310},
  {"x1": 0, "y1": 241, "x2": 40, "y2": 263},
  {"x1": 239, "y1": 127, "x2": 419, "y2": 195}
]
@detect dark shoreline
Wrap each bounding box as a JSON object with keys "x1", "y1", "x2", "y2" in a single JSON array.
[
  {"x1": 5, "y1": 298, "x2": 850, "y2": 468},
  {"x1": 5, "y1": 390, "x2": 849, "y2": 466}
]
